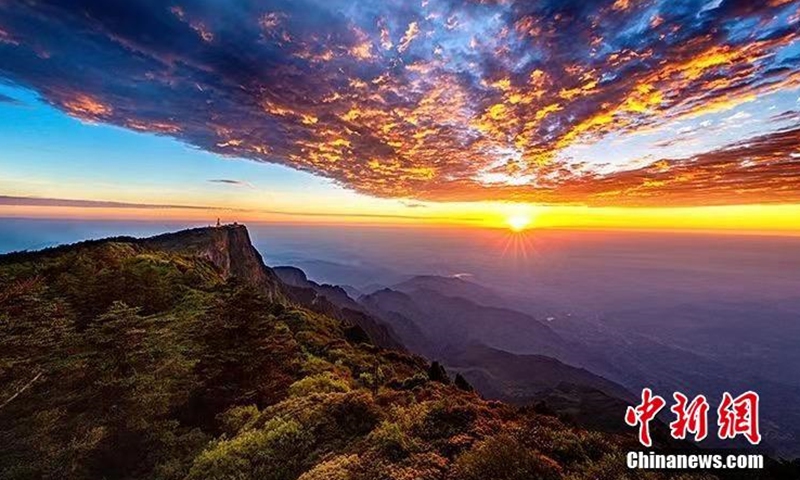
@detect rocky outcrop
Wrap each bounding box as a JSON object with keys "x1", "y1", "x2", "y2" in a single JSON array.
[
  {"x1": 272, "y1": 265, "x2": 308, "y2": 287},
  {"x1": 144, "y1": 225, "x2": 403, "y2": 350},
  {"x1": 144, "y1": 224, "x2": 284, "y2": 301}
]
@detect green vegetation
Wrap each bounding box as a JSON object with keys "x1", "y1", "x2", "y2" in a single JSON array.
[{"x1": 0, "y1": 228, "x2": 776, "y2": 479}]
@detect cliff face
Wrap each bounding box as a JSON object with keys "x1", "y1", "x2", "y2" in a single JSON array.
[{"x1": 144, "y1": 224, "x2": 284, "y2": 301}]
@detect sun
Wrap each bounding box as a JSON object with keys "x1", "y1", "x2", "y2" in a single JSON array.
[{"x1": 506, "y1": 213, "x2": 532, "y2": 232}]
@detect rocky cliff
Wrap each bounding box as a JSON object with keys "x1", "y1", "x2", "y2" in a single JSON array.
[{"x1": 144, "y1": 224, "x2": 284, "y2": 300}]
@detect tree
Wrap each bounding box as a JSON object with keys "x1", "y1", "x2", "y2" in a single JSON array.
[
  {"x1": 427, "y1": 361, "x2": 451, "y2": 384},
  {"x1": 76, "y1": 302, "x2": 197, "y2": 477},
  {"x1": 454, "y1": 373, "x2": 474, "y2": 392},
  {"x1": 191, "y1": 280, "x2": 300, "y2": 425}
]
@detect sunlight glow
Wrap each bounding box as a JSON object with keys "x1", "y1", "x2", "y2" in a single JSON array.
[
  {"x1": 3, "y1": 201, "x2": 800, "y2": 235},
  {"x1": 506, "y1": 213, "x2": 532, "y2": 232}
]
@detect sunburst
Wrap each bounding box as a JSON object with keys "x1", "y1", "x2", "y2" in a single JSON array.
[{"x1": 506, "y1": 213, "x2": 532, "y2": 232}]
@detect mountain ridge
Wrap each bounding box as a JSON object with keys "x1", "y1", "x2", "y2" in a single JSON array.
[
  {"x1": 273, "y1": 268, "x2": 680, "y2": 438},
  {"x1": 146, "y1": 224, "x2": 284, "y2": 298},
  {"x1": 274, "y1": 265, "x2": 405, "y2": 350},
  {"x1": 390, "y1": 275, "x2": 510, "y2": 308},
  {"x1": 360, "y1": 286, "x2": 569, "y2": 359}
]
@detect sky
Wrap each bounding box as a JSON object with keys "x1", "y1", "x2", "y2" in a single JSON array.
[{"x1": 1, "y1": 0, "x2": 800, "y2": 232}]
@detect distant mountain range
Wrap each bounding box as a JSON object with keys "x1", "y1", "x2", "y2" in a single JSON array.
[
  {"x1": 360, "y1": 285, "x2": 567, "y2": 357},
  {"x1": 275, "y1": 262, "x2": 639, "y2": 431},
  {"x1": 274, "y1": 262, "x2": 800, "y2": 454},
  {"x1": 273, "y1": 266, "x2": 403, "y2": 351},
  {"x1": 280, "y1": 257, "x2": 800, "y2": 458}
]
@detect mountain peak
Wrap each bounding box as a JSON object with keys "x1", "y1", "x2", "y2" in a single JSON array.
[
  {"x1": 0, "y1": 223, "x2": 284, "y2": 301},
  {"x1": 272, "y1": 266, "x2": 309, "y2": 287},
  {"x1": 391, "y1": 274, "x2": 506, "y2": 307},
  {"x1": 144, "y1": 224, "x2": 282, "y2": 300}
]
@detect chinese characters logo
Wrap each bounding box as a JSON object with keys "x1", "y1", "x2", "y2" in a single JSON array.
[{"x1": 625, "y1": 388, "x2": 761, "y2": 447}]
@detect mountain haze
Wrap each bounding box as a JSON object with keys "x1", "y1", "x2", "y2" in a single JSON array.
[{"x1": 360, "y1": 287, "x2": 567, "y2": 358}]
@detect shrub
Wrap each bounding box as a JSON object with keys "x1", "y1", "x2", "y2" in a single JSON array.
[
  {"x1": 298, "y1": 454, "x2": 359, "y2": 480},
  {"x1": 288, "y1": 373, "x2": 351, "y2": 397},
  {"x1": 301, "y1": 354, "x2": 337, "y2": 375},
  {"x1": 562, "y1": 452, "x2": 643, "y2": 480},
  {"x1": 391, "y1": 373, "x2": 428, "y2": 391},
  {"x1": 527, "y1": 423, "x2": 614, "y2": 468},
  {"x1": 416, "y1": 400, "x2": 478, "y2": 440},
  {"x1": 187, "y1": 418, "x2": 313, "y2": 480},
  {"x1": 384, "y1": 452, "x2": 449, "y2": 480},
  {"x1": 315, "y1": 392, "x2": 381, "y2": 440},
  {"x1": 449, "y1": 433, "x2": 562, "y2": 480},
  {"x1": 218, "y1": 405, "x2": 260, "y2": 436},
  {"x1": 368, "y1": 420, "x2": 418, "y2": 460}
]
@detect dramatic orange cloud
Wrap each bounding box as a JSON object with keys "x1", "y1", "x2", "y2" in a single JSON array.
[{"x1": 0, "y1": 0, "x2": 799, "y2": 207}]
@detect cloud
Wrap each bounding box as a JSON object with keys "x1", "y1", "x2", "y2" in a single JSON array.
[
  {"x1": 0, "y1": 195, "x2": 478, "y2": 222},
  {"x1": 0, "y1": 92, "x2": 20, "y2": 104},
  {"x1": 208, "y1": 179, "x2": 254, "y2": 188},
  {"x1": 575, "y1": 126, "x2": 800, "y2": 206},
  {"x1": 0, "y1": 0, "x2": 799, "y2": 206},
  {"x1": 770, "y1": 110, "x2": 800, "y2": 123},
  {"x1": 0, "y1": 195, "x2": 209, "y2": 210},
  {"x1": 401, "y1": 201, "x2": 428, "y2": 209}
]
